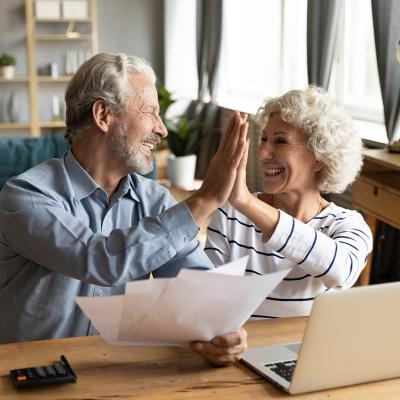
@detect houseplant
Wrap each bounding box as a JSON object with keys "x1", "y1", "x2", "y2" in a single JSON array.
[
  {"x1": 155, "y1": 82, "x2": 202, "y2": 187},
  {"x1": 157, "y1": 82, "x2": 175, "y2": 123},
  {"x1": 0, "y1": 53, "x2": 16, "y2": 79},
  {"x1": 166, "y1": 116, "x2": 201, "y2": 188}
]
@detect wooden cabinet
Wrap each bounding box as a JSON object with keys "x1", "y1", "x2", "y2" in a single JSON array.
[
  {"x1": 352, "y1": 149, "x2": 400, "y2": 285},
  {"x1": 0, "y1": 0, "x2": 97, "y2": 137}
]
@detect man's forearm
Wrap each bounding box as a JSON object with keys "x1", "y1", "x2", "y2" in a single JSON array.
[{"x1": 185, "y1": 193, "x2": 220, "y2": 228}]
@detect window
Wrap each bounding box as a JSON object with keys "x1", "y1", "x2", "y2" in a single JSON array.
[
  {"x1": 165, "y1": 0, "x2": 387, "y2": 143},
  {"x1": 215, "y1": 0, "x2": 308, "y2": 114},
  {"x1": 217, "y1": 0, "x2": 386, "y2": 143},
  {"x1": 332, "y1": 0, "x2": 382, "y2": 120},
  {"x1": 164, "y1": 0, "x2": 197, "y2": 101}
]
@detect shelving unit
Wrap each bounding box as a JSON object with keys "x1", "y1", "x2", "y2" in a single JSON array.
[{"x1": 0, "y1": 0, "x2": 97, "y2": 137}]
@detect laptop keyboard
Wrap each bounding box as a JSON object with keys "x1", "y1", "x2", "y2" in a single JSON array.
[{"x1": 265, "y1": 360, "x2": 297, "y2": 382}]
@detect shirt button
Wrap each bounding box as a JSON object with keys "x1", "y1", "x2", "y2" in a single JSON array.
[{"x1": 184, "y1": 236, "x2": 190, "y2": 243}]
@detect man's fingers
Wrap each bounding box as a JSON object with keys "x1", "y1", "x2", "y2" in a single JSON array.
[
  {"x1": 212, "y1": 328, "x2": 248, "y2": 347},
  {"x1": 219, "y1": 111, "x2": 240, "y2": 147},
  {"x1": 189, "y1": 328, "x2": 248, "y2": 367},
  {"x1": 219, "y1": 111, "x2": 248, "y2": 156},
  {"x1": 228, "y1": 121, "x2": 249, "y2": 170},
  {"x1": 212, "y1": 332, "x2": 240, "y2": 347},
  {"x1": 192, "y1": 342, "x2": 246, "y2": 367}
]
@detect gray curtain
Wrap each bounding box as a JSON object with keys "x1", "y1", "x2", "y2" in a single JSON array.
[
  {"x1": 307, "y1": 0, "x2": 342, "y2": 90},
  {"x1": 196, "y1": 0, "x2": 222, "y2": 103},
  {"x1": 186, "y1": 0, "x2": 223, "y2": 179},
  {"x1": 370, "y1": 1, "x2": 400, "y2": 286},
  {"x1": 371, "y1": 0, "x2": 400, "y2": 144}
]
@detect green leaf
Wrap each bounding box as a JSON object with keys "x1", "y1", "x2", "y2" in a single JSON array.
[
  {"x1": 0, "y1": 53, "x2": 16, "y2": 67},
  {"x1": 166, "y1": 116, "x2": 202, "y2": 156},
  {"x1": 156, "y1": 82, "x2": 175, "y2": 122}
]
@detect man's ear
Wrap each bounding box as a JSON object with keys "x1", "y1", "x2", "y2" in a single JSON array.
[{"x1": 92, "y1": 100, "x2": 114, "y2": 133}]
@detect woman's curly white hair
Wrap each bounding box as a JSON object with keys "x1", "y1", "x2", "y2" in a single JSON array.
[{"x1": 254, "y1": 86, "x2": 363, "y2": 193}]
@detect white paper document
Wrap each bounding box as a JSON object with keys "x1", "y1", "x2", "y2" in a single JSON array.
[{"x1": 76, "y1": 257, "x2": 290, "y2": 347}]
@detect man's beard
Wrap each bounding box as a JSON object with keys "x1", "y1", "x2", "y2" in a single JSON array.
[{"x1": 108, "y1": 122, "x2": 154, "y2": 175}]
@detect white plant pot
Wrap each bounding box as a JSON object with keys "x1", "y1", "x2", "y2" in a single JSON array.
[
  {"x1": 167, "y1": 154, "x2": 197, "y2": 188},
  {"x1": 0, "y1": 66, "x2": 15, "y2": 80}
]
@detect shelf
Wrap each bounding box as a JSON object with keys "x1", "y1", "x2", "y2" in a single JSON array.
[
  {"x1": 0, "y1": 122, "x2": 31, "y2": 130},
  {"x1": 39, "y1": 121, "x2": 66, "y2": 128},
  {"x1": 3, "y1": 0, "x2": 97, "y2": 137},
  {"x1": 35, "y1": 34, "x2": 92, "y2": 41},
  {"x1": 0, "y1": 77, "x2": 29, "y2": 83},
  {"x1": 38, "y1": 75, "x2": 72, "y2": 82},
  {"x1": 34, "y1": 18, "x2": 92, "y2": 23}
]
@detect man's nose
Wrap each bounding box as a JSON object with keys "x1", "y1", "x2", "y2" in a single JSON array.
[{"x1": 155, "y1": 115, "x2": 168, "y2": 138}]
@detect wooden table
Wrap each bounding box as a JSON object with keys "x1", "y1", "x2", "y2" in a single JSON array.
[
  {"x1": 352, "y1": 148, "x2": 400, "y2": 285},
  {"x1": 1, "y1": 317, "x2": 399, "y2": 399}
]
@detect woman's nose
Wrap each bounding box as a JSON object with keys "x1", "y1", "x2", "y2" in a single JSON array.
[{"x1": 258, "y1": 142, "x2": 274, "y2": 160}]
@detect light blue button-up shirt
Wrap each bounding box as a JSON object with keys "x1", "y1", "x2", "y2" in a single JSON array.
[{"x1": 0, "y1": 151, "x2": 212, "y2": 344}]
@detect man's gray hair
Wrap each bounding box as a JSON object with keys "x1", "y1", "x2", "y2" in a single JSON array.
[
  {"x1": 65, "y1": 52, "x2": 156, "y2": 144},
  {"x1": 254, "y1": 86, "x2": 363, "y2": 194}
]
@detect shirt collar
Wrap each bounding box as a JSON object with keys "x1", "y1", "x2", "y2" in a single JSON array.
[
  {"x1": 64, "y1": 150, "x2": 141, "y2": 203},
  {"x1": 65, "y1": 151, "x2": 98, "y2": 200},
  {"x1": 117, "y1": 174, "x2": 141, "y2": 203}
]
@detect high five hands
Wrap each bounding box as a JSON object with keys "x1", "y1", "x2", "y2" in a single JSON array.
[
  {"x1": 186, "y1": 111, "x2": 250, "y2": 226},
  {"x1": 185, "y1": 111, "x2": 251, "y2": 366}
]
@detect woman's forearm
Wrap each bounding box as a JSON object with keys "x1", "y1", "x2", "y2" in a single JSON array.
[{"x1": 233, "y1": 195, "x2": 280, "y2": 240}]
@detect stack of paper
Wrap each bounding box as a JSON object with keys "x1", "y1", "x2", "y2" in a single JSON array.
[{"x1": 76, "y1": 257, "x2": 289, "y2": 347}]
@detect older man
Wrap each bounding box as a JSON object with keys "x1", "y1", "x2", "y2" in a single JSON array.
[{"x1": 0, "y1": 53, "x2": 248, "y2": 366}]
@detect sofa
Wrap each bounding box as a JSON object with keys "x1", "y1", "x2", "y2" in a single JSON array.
[{"x1": 0, "y1": 133, "x2": 156, "y2": 190}]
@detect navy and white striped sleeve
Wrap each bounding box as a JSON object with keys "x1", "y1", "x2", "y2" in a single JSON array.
[
  {"x1": 204, "y1": 206, "x2": 231, "y2": 266},
  {"x1": 266, "y1": 210, "x2": 373, "y2": 288}
]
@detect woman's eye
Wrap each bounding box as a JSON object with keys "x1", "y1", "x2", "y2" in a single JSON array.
[
  {"x1": 261, "y1": 138, "x2": 267, "y2": 143},
  {"x1": 275, "y1": 138, "x2": 286, "y2": 144}
]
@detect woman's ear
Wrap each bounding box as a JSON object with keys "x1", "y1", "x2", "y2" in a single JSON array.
[
  {"x1": 92, "y1": 100, "x2": 113, "y2": 133},
  {"x1": 313, "y1": 158, "x2": 324, "y2": 172}
]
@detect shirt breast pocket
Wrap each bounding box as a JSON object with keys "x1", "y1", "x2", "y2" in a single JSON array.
[{"x1": 23, "y1": 269, "x2": 80, "y2": 319}]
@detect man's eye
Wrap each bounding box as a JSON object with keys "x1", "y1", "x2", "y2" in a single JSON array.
[{"x1": 261, "y1": 138, "x2": 267, "y2": 142}]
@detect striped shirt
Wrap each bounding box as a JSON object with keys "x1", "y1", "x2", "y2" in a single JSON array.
[{"x1": 205, "y1": 201, "x2": 373, "y2": 318}]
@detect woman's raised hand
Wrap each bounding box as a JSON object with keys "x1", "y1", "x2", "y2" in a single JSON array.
[{"x1": 228, "y1": 131, "x2": 252, "y2": 208}]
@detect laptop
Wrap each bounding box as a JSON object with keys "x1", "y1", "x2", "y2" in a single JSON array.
[{"x1": 241, "y1": 281, "x2": 400, "y2": 394}]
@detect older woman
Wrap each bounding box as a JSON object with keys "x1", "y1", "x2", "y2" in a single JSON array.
[{"x1": 205, "y1": 86, "x2": 373, "y2": 318}]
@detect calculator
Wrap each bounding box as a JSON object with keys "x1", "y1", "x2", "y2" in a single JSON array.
[{"x1": 9, "y1": 355, "x2": 77, "y2": 389}]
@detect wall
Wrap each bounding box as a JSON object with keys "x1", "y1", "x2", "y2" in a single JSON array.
[
  {"x1": 0, "y1": 0, "x2": 164, "y2": 129},
  {"x1": 97, "y1": 0, "x2": 164, "y2": 80}
]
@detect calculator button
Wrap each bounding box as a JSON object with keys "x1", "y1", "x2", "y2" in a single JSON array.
[
  {"x1": 35, "y1": 366, "x2": 46, "y2": 377},
  {"x1": 44, "y1": 365, "x2": 56, "y2": 376},
  {"x1": 54, "y1": 363, "x2": 66, "y2": 375}
]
